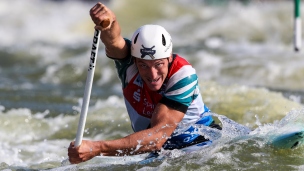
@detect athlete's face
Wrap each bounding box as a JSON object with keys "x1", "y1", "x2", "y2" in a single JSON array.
[{"x1": 135, "y1": 56, "x2": 172, "y2": 91}]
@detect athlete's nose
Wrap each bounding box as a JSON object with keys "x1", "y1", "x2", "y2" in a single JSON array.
[{"x1": 147, "y1": 67, "x2": 158, "y2": 80}]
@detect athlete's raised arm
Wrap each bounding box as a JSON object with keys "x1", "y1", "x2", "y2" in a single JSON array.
[{"x1": 90, "y1": 2, "x2": 128, "y2": 59}]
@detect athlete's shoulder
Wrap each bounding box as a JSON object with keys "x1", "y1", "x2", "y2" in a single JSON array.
[
  {"x1": 163, "y1": 54, "x2": 199, "y2": 107},
  {"x1": 168, "y1": 54, "x2": 195, "y2": 78},
  {"x1": 172, "y1": 54, "x2": 191, "y2": 67}
]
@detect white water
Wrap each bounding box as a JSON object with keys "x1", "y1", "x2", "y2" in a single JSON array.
[{"x1": 1, "y1": 0, "x2": 304, "y2": 170}]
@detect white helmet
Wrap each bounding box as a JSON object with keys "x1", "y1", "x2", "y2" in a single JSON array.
[{"x1": 131, "y1": 25, "x2": 172, "y2": 60}]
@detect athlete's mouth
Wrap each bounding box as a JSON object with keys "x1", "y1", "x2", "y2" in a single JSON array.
[{"x1": 147, "y1": 77, "x2": 160, "y2": 84}]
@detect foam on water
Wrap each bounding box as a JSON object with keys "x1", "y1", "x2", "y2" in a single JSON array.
[
  {"x1": 0, "y1": 109, "x2": 71, "y2": 166},
  {"x1": 0, "y1": 0, "x2": 95, "y2": 48},
  {"x1": 0, "y1": 84, "x2": 303, "y2": 170},
  {"x1": 201, "y1": 81, "x2": 303, "y2": 126}
]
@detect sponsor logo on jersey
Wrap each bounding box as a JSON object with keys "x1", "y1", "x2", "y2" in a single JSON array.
[
  {"x1": 133, "y1": 75, "x2": 143, "y2": 87},
  {"x1": 133, "y1": 89, "x2": 141, "y2": 102},
  {"x1": 142, "y1": 98, "x2": 155, "y2": 117}
]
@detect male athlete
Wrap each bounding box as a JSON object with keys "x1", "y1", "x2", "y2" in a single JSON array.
[{"x1": 68, "y1": 2, "x2": 220, "y2": 164}]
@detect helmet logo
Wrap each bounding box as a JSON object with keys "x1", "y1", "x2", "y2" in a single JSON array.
[{"x1": 140, "y1": 45, "x2": 156, "y2": 59}]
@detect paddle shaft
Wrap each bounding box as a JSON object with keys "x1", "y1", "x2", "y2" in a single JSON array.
[{"x1": 75, "y1": 29, "x2": 101, "y2": 147}]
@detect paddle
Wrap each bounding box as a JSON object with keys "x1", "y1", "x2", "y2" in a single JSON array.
[
  {"x1": 74, "y1": 28, "x2": 101, "y2": 147},
  {"x1": 60, "y1": 20, "x2": 111, "y2": 166},
  {"x1": 75, "y1": 19, "x2": 110, "y2": 147}
]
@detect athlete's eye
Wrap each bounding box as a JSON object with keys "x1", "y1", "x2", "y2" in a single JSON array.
[
  {"x1": 155, "y1": 63, "x2": 164, "y2": 68},
  {"x1": 139, "y1": 63, "x2": 148, "y2": 69}
]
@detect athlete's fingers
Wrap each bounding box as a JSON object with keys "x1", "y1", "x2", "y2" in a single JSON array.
[
  {"x1": 93, "y1": 8, "x2": 107, "y2": 25},
  {"x1": 68, "y1": 142, "x2": 84, "y2": 164},
  {"x1": 90, "y1": 3, "x2": 104, "y2": 25},
  {"x1": 90, "y1": 2, "x2": 111, "y2": 27},
  {"x1": 69, "y1": 156, "x2": 82, "y2": 164},
  {"x1": 90, "y1": 2, "x2": 104, "y2": 15}
]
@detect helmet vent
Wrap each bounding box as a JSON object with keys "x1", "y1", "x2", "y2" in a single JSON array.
[
  {"x1": 134, "y1": 33, "x2": 139, "y2": 44},
  {"x1": 162, "y1": 34, "x2": 166, "y2": 46}
]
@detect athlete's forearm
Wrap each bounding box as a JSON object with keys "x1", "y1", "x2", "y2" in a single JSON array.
[
  {"x1": 99, "y1": 21, "x2": 128, "y2": 59},
  {"x1": 96, "y1": 104, "x2": 185, "y2": 156},
  {"x1": 97, "y1": 124, "x2": 175, "y2": 156}
]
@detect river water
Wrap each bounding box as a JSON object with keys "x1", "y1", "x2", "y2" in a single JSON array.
[{"x1": 1, "y1": 0, "x2": 304, "y2": 170}]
